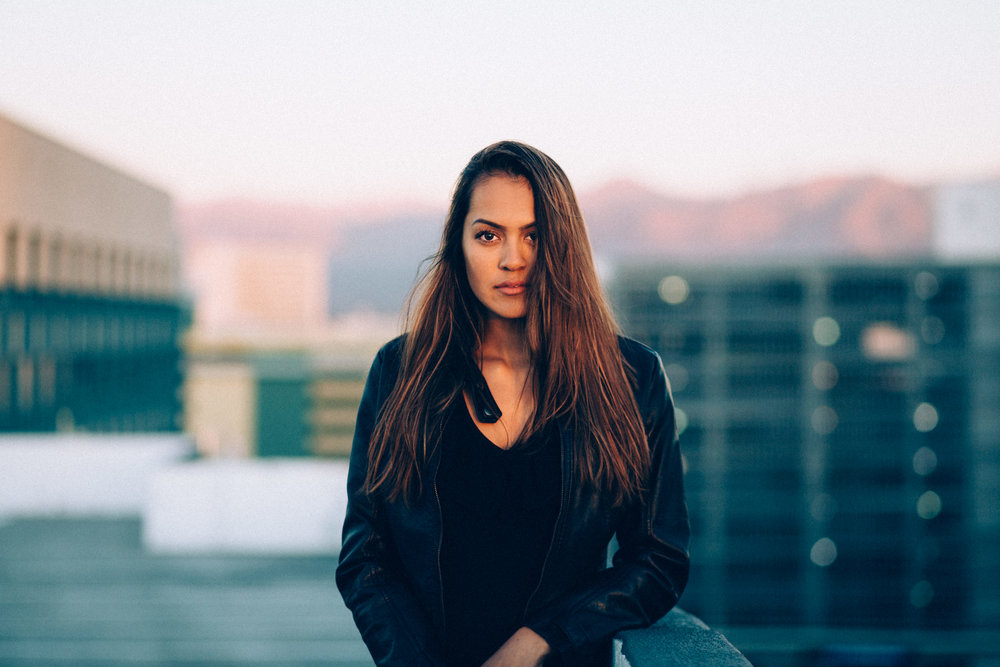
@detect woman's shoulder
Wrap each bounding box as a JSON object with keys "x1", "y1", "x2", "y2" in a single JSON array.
[
  {"x1": 366, "y1": 335, "x2": 407, "y2": 390},
  {"x1": 616, "y1": 335, "x2": 662, "y2": 373},
  {"x1": 615, "y1": 336, "x2": 676, "y2": 438},
  {"x1": 375, "y1": 334, "x2": 407, "y2": 363}
]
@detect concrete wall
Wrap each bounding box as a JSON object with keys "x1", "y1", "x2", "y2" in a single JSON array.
[
  {"x1": 0, "y1": 434, "x2": 194, "y2": 516},
  {"x1": 1, "y1": 434, "x2": 350, "y2": 555},
  {"x1": 143, "y1": 459, "x2": 349, "y2": 554}
]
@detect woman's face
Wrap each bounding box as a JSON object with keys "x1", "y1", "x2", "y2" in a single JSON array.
[{"x1": 461, "y1": 173, "x2": 538, "y2": 321}]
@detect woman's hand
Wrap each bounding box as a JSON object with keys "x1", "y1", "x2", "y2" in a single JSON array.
[{"x1": 481, "y1": 627, "x2": 551, "y2": 666}]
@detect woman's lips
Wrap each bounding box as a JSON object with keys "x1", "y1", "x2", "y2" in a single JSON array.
[{"x1": 496, "y1": 282, "x2": 527, "y2": 296}]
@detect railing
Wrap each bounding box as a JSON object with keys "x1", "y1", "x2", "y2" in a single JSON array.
[{"x1": 614, "y1": 608, "x2": 751, "y2": 666}]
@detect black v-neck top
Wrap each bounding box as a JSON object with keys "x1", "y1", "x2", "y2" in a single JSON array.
[{"x1": 436, "y1": 399, "x2": 561, "y2": 666}]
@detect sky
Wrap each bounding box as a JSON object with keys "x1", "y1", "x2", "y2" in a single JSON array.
[{"x1": 2, "y1": 1, "x2": 999, "y2": 207}]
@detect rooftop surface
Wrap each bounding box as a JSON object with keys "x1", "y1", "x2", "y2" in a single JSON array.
[{"x1": 0, "y1": 517, "x2": 371, "y2": 665}]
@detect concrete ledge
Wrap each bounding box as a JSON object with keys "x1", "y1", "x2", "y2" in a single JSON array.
[
  {"x1": 0, "y1": 434, "x2": 194, "y2": 517},
  {"x1": 144, "y1": 459, "x2": 349, "y2": 554},
  {"x1": 617, "y1": 608, "x2": 751, "y2": 666}
]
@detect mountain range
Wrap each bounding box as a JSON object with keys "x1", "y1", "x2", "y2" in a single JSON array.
[{"x1": 176, "y1": 174, "x2": 952, "y2": 316}]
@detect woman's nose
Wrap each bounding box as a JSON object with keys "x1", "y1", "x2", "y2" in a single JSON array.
[{"x1": 500, "y1": 241, "x2": 527, "y2": 271}]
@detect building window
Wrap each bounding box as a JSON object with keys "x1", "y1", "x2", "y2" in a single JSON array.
[
  {"x1": 26, "y1": 231, "x2": 42, "y2": 289},
  {"x1": 135, "y1": 255, "x2": 147, "y2": 294},
  {"x1": 6, "y1": 311, "x2": 25, "y2": 355},
  {"x1": 68, "y1": 242, "x2": 82, "y2": 289},
  {"x1": 4, "y1": 226, "x2": 18, "y2": 285},
  {"x1": 122, "y1": 250, "x2": 133, "y2": 293},
  {"x1": 93, "y1": 246, "x2": 104, "y2": 292},
  {"x1": 49, "y1": 235, "x2": 63, "y2": 290},
  {"x1": 38, "y1": 357, "x2": 56, "y2": 407},
  {"x1": 17, "y1": 357, "x2": 34, "y2": 413},
  {"x1": 0, "y1": 360, "x2": 11, "y2": 414},
  {"x1": 30, "y1": 312, "x2": 47, "y2": 351}
]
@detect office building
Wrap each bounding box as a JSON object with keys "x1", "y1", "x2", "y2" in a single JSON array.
[
  {"x1": 0, "y1": 113, "x2": 186, "y2": 432},
  {"x1": 612, "y1": 260, "x2": 1000, "y2": 634}
]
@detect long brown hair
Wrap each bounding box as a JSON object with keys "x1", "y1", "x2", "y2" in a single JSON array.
[{"x1": 364, "y1": 141, "x2": 650, "y2": 505}]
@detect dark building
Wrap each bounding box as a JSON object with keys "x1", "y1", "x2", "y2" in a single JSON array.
[
  {"x1": 612, "y1": 261, "x2": 1000, "y2": 642},
  {"x1": 1, "y1": 113, "x2": 186, "y2": 433}
]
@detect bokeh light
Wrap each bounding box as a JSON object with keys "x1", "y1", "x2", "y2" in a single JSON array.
[
  {"x1": 813, "y1": 317, "x2": 841, "y2": 347},
  {"x1": 658, "y1": 276, "x2": 690, "y2": 305}
]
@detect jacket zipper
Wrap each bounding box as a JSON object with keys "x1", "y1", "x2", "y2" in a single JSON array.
[
  {"x1": 522, "y1": 423, "x2": 571, "y2": 617},
  {"x1": 434, "y1": 421, "x2": 447, "y2": 637}
]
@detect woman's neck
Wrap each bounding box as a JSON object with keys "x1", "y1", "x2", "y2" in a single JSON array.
[
  {"x1": 480, "y1": 316, "x2": 530, "y2": 369},
  {"x1": 471, "y1": 316, "x2": 536, "y2": 448}
]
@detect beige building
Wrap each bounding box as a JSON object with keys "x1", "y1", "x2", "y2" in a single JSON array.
[
  {"x1": 0, "y1": 114, "x2": 180, "y2": 297},
  {"x1": 186, "y1": 241, "x2": 329, "y2": 336}
]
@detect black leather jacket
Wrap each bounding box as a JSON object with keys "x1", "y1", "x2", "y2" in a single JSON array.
[{"x1": 336, "y1": 336, "x2": 690, "y2": 665}]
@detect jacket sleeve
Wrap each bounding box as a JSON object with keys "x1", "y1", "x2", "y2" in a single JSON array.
[
  {"x1": 335, "y1": 342, "x2": 443, "y2": 666},
  {"x1": 527, "y1": 343, "x2": 691, "y2": 658}
]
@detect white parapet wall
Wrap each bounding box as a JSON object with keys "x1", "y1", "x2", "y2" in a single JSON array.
[
  {"x1": 0, "y1": 434, "x2": 195, "y2": 517},
  {"x1": 143, "y1": 459, "x2": 349, "y2": 555}
]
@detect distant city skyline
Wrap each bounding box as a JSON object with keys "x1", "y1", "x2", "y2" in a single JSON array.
[{"x1": 2, "y1": 1, "x2": 998, "y2": 207}]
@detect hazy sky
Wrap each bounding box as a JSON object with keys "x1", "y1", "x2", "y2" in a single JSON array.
[{"x1": 2, "y1": 1, "x2": 998, "y2": 206}]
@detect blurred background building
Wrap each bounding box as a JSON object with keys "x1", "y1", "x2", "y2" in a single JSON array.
[
  {"x1": 183, "y1": 346, "x2": 366, "y2": 458},
  {"x1": 608, "y1": 181, "x2": 1000, "y2": 663},
  {"x1": 0, "y1": 113, "x2": 370, "y2": 664},
  {"x1": 0, "y1": 113, "x2": 186, "y2": 433},
  {"x1": 612, "y1": 258, "x2": 1000, "y2": 663}
]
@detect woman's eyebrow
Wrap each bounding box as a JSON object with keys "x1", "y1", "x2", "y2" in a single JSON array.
[{"x1": 470, "y1": 219, "x2": 537, "y2": 230}]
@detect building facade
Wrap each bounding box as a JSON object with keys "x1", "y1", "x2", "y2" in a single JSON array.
[
  {"x1": 612, "y1": 261, "x2": 1000, "y2": 634},
  {"x1": 1, "y1": 113, "x2": 186, "y2": 432},
  {"x1": 183, "y1": 347, "x2": 368, "y2": 458}
]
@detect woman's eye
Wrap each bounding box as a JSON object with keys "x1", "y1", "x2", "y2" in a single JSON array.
[
  {"x1": 526, "y1": 232, "x2": 538, "y2": 243},
  {"x1": 476, "y1": 231, "x2": 498, "y2": 242}
]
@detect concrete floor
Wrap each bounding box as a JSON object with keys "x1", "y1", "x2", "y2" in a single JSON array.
[{"x1": 0, "y1": 518, "x2": 372, "y2": 665}]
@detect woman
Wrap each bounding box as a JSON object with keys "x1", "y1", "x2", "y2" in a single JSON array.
[{"x1": 336, "y1": 141, "x2": 689, "y2": 666}]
